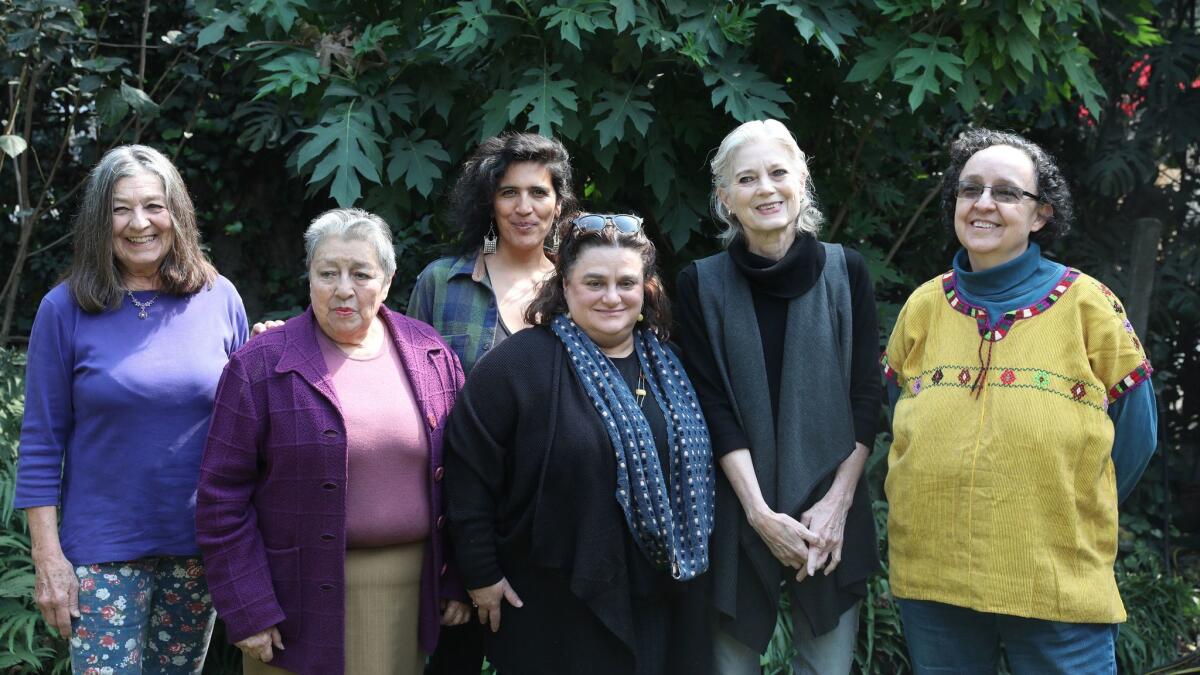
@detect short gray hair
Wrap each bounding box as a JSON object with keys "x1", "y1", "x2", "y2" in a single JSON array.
[
  {"x1": 303, "y1": 208, "x2": 396, "y2": 278},
  {"x1": 709, "y1": 119, "x2": 823, "y2": 246}
]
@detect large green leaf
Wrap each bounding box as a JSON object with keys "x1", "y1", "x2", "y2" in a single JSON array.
[
  {"x1": 1059, "y1": 39, "x2": 1106, "y2": 119},
  {"x1": 613, "y1": 0, "x2": 637, "y2": 33},
  {"x1": 119, "y1": 82, "x2": 160, "y2": 118},
  {"x1": 892, "y1": 35, "x2": 964, "y2": 111},
  {"x1": 246, "y1": 0, "x2": 307, "y2": 34},
  {"x1": 95, "y1": 87, "x2": 129, "y2": 127},
  {"x1": 197, "y1": 8, "x2": 248, "y2": 49},
  {"x1": 387, "y1": 129, "x2": 450, "y2": 197},
  {"x1": 253, "y1": 52, "x2": 321, "y2": 100},
  {"x1": 0, "y1": 136, "x2": 27, "y2": 159},
  {"x1": 703, "y1": 56, "x2": 791, "y2": 122},
  {"x1": 297, "y1": 101, "x2": 385, "y2": 206},
  {"x1": 845, "y1": 35, "x2": 901, "y2": 83},
  {"x1": 539, "y1": 0, "x2": 614, "y2": 50},
  {"x1": 508, "y1": 66, "x2": 578, "y2": 137},
  {"x1": 478, "y1": 88, "x2": 513, "y2": 142},
  {"x1": 591, "y1": 84, "x2": 654, "y2": 145},
  {"x1": 763, "y1": 0, "x2": 861, "y2": 61}
]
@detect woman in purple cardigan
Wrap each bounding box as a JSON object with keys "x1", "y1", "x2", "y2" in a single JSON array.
[{"x1": 196, "y1": 208, "x2": 470, "y2": 675}]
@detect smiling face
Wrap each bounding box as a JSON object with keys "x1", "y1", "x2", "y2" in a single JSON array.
[
  {"x1": 563, "y1": 244, "x2": 645, "y2": 356},
  {"x1": 492, "y1": 161, "x2": 561, "y2": 253},
  {"x1": 954, "y1": 144, "x2": 1052, "y2": 271},
  {"x1": 719, "y1": 138, "x2": 806, "y2": 251},
  {"x1": 111, "y1": 171, "x2": 175, "y2": 287},
  {"x1": 309, "y1": 235, "x2": 393, "y2": 345}
]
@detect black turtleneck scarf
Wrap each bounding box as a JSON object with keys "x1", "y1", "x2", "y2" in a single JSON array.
[{"x1": 675, "y1": 233, "x2": 882, "y2": 455}]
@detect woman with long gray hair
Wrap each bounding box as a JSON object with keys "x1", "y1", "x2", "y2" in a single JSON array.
[
  {"x1": 675, "y1": 119, "x2": 881, "y2": 674},
  {"x1": 15, "y1": 144, "x2": 249, "y2": 673}
]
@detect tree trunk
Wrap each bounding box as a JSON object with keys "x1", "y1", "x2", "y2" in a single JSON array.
[{"x1": 1127, "y1": 217, "x2": 1162, "y2": 339}]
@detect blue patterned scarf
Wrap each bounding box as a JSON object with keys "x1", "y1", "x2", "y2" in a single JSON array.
[{"x1": 551, "y1": 313, "x2": 715, "y2": 580}]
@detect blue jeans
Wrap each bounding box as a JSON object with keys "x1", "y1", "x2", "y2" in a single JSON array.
[{"x1": 897, "y1": 599, "x2": 1118, "y2": 675}]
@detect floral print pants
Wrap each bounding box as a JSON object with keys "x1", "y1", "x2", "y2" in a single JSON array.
[{"x1": 70, "y1": 556, "x2": 215, "y2": 675}]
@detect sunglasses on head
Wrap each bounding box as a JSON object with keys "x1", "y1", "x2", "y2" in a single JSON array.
[{"x1": 570, "y1": 213, "x2": 643, "y2": 234}]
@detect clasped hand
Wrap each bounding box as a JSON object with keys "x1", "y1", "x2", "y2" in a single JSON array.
[{"x1": 747, "y1": 509, "x2": 824, "y2": 582}]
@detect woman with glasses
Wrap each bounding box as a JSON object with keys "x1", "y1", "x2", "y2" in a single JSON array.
[
  {"x1": 674, "y1": 119, "x2": 881, "y2": 674},
  {"x1": 444, "y1": 214, "x2": 715, "y2": 674},
  {"x1": 882, "y1": 128, "x2": 1157, "y2": 673}
]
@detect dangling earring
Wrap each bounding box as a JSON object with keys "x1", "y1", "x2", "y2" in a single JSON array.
[
  {"x1": 544, "y1": 223, "x2": 560, "y2": 255},
  {"x1": 482, "y1": 222, "x2": 498, "y2": 255}
]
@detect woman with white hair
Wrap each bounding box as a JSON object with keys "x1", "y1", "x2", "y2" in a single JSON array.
[
  {"x1": 196, "y1": 208, "x2": 470, "y2": 675},
  {"x1": 15, "y1": 144, "x2": 248, "y2": 673},
  {"x1": 674, "y1": 119, "x2": 882, "y2": 674}
]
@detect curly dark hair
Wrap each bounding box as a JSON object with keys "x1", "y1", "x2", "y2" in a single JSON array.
[
  {"x1": 941, "y1": 128, "x2": 1074, "y2": 247},
  {"x1": 525, "y1": 217, "x2": 672, "y2": 341},
  {"x1": 449, "y1": 132, "x2": 578, "y2": 254}
]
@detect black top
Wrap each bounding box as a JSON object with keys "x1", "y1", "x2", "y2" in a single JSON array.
[
  {"x1": 675, "y1": 234, "x2": 882, "y2": 456},
  {"x1": 444, "y1": 327, "x2": 708, "y2": 674}
]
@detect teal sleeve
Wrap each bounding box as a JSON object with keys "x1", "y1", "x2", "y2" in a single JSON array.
[{"x1": 1109, "y1": 379, "x2": 1158, "y2": 503}]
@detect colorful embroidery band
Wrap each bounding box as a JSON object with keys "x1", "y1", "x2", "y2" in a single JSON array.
[{"x1": 941, "y1": 267, "x2": 1081, "y2": 341}]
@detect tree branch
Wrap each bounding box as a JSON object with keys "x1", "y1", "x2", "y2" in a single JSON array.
[
  {"x1": 135, "y1": 0, "x2": 152, "y2": 142},
  {"x1": 883, "y1": 179, "x2": 943, "y2": 267},
  {"x1": 1, "y1": 60, "x2": 50, "y2": 343}
]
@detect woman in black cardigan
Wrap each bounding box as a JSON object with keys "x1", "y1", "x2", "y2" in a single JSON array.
[
  {"x1": 444, "y1": 214, "x2": 715, "y2": 675},
  {"x1": 674, "y1": 119, "x2": 882, "y2": 674}
]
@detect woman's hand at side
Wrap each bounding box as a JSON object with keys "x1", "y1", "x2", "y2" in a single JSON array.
[
  {"x1": 28, "y1": 506, "x2": 79, "y2": 638},
  {"x1": 440, "y1": 599, "x2": 471, "y2": 626},
  {"x1": 467, "y1": 578, "x2": 523, "y2": 633},
  {"x1": 236, "y1": 626, "x2": 284, "y2": 663}
]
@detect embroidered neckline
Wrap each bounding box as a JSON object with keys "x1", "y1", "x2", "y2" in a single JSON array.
[{"x1": 942, "y1": 267, "x2": 1081, "y2": 341}]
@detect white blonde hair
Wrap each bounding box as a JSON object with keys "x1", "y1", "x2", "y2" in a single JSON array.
[{"x1": 709, "y1": 119, "x2": 824, "y2": 246}]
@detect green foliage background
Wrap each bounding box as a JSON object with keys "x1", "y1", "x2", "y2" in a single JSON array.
[{"x1": 1, "y1": 0, "x2": 1198, "y2": 672}]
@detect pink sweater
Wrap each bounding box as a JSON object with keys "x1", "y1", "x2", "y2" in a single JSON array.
[{"x1": 318, "y1": 330, "x2": 430, "y2": 547}]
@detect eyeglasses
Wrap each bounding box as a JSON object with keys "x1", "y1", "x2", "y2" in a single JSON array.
[
  {"x1": 956, "y1": 181, "x2": 1040, "y2": 204},
  {"x1": 570, "y1": 213, "x2": 643, "y2": 234}
]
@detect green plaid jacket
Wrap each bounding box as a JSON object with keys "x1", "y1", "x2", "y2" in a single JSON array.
[{"x1": 407, "y1": 251, "x2": 498, "y2": 375}]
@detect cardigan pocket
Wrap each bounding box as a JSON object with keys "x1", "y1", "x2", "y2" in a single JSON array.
[{"x1": 264, "y1": 545, "x2": 302, "y2": 620}]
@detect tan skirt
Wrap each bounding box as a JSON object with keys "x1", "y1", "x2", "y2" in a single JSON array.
[{"x1": 243, "y1": 541, "x2": 426, "y2": 675}]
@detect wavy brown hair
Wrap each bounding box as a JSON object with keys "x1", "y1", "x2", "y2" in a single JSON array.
[
  {"x1": 525, "y1": 216, "x2": 671, "y2": 340},
  {"x1": 67, "y1": 145, "x2": 216, "y2": 312},
  {"x1": 449, "y1": 132, "x2": 578, "y2": 254}
]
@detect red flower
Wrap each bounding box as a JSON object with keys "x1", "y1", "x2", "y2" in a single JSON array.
[
  {"x1": 100, "y1": 606, "x2": 116, "y2": 619},
  {"x1": 164, "y1": 591, "x2": 180, "y2": 604},
  {"x1": 76, "y1": 626, "x2": 91, "y2": 639},
  {"x1": 168, "y1": 643, "x2": 185, "y2": 654},
  {"x1": 187, "y1": 562, "x2": 204, "y2": 578},
  {"x1": 79, "y1": 577, "x2": 96, "y2": 592},
  {"x1": 1000, "y1": 370, "x2": 1016, "y2": 385},
  {"x1": 189, "y1": 602, "x2": 207, "y2": 615},
  {"x1": 99, "y1": 635, "x2": 116, "y2": 647}
]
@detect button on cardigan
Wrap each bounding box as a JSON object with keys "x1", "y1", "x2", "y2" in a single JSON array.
[{"x1": 196, "y1": 306, "x2": 465, "y2": 675}]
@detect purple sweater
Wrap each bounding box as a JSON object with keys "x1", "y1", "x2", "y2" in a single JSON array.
[
  {"x1": 15, "y1": 278, "x2": 248, "y2": 564},
  {"x1": 196, "y1": 306, "x2": 465, "y2": 675}
]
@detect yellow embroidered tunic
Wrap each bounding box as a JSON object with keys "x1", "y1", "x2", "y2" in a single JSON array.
[{"x1": 883, "y1": 268, "x2": 1150, "y2": 623}]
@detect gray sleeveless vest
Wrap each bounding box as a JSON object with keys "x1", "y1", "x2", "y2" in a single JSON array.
[{"x1": 696, "y1": 242, "x2": 872, "y2": 648}]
